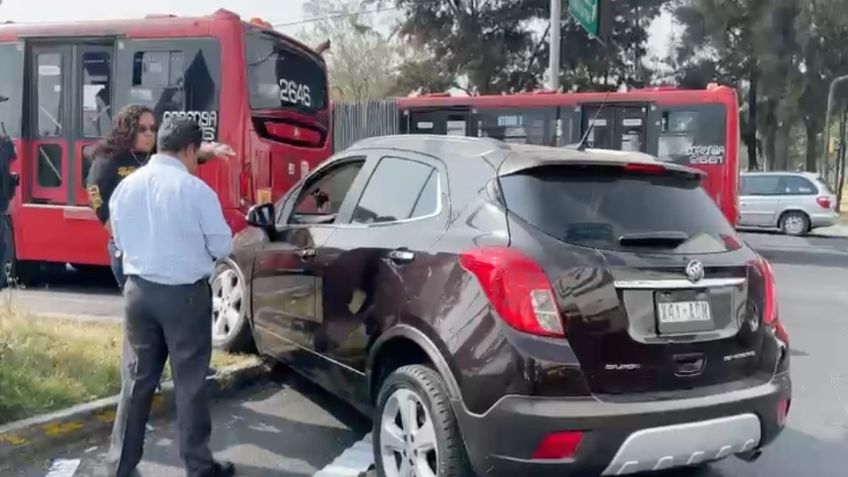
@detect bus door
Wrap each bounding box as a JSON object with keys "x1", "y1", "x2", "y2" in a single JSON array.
[
  {"x1": 580, "y1": 104, "x2": 656, "y2": 153},
  {"x1": 18, "y1": 40, "x2": 116, "y2": 265},
  {"x1": 557, "y1": 105, "x2": 582, "y2": 146},
  {"x1": 404, "y1": 108, "x2": 473, "y2": 136}
]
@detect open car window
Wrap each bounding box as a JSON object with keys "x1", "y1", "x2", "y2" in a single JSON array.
[{"x1": 287, "y1": 158, "x2": 365, "y2": 225}]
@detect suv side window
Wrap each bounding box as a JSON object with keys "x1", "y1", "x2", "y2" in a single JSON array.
[
  {"x1": 780, "y1": 175, "x2": 816, "y2": 195},
  {"x1": 286, "y1": 158, "x2": 365, "y2": 225},
  {"x1": 351, "y1": 157, "x2": 439, "y2": 225}
]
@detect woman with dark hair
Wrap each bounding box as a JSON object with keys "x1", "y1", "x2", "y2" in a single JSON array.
[{"x1": 87, "y1": 104, "x2": 233, "y2": 290}]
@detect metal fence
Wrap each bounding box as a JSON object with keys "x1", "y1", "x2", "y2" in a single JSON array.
[{"x1": 332, "y1": 99, "x2": 401, "y2": 153}]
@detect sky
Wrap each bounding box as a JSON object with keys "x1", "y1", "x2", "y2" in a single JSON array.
[{"x1": 0, "y1": 0, "x2": 674, "y2": 65}]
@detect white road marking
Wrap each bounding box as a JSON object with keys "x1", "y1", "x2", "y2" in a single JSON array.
[
  {"x1": 313, "y1": 432, "x2": 374, "y2": 477},
  {"x1": 44, "y1": 459, "x2": 81, "y2": 477}
]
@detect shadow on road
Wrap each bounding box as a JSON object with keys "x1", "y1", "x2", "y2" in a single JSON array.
[
  {"x1": 14, "y1": 265, "x2": 120, "y2": 296},
  {"x1": 757, "y1": 248, "x2": 848, "y2": 268}
]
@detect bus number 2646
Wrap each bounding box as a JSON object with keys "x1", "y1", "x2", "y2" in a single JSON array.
[{"x1": 279, "y1": 79, "x2": 312, "y2": 109}]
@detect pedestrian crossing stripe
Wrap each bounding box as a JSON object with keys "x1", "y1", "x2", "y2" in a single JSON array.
[{"x1": 313, "y1": 432, "x2": 373, "y2": 477}]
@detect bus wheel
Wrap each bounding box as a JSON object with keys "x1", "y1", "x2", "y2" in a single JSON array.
[
  {"x1": 780, "y1": 211, "x2": 810, "y2": 236},
  {"x1": 211, "y1": 259, "x2": 255, "y2": 353}
]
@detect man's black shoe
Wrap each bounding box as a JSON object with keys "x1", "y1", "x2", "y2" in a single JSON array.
[{"x1": 200, "y1": 461, "x2": 235, "y2": 477}]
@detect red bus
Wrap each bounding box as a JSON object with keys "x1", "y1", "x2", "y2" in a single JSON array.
[
  {"x1": 342, "y1": 85, "x2": 740, "y2": 225},
  {"x1": 0, "y1": 9, "x2": 331, "y2": 277}
]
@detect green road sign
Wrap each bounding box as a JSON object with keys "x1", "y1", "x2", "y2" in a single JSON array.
[{"x1": 568, "y1": 0, "x2": 601, "y2": 38}]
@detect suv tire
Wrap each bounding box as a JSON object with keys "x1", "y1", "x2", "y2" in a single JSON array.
[
  {"x1": 374, "y1": 365, "x2": 473, "y2": 477},
  {"x1": 779, "y1": 211, "x2": 810, "y2": 236},
  {"x1": 211, "y1": 259, "x2": 254, "y2": 353}
]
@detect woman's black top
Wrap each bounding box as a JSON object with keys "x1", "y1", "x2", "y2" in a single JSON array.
[{"x1": 85, "y1": 150, "x2": 147, "y2": 225}]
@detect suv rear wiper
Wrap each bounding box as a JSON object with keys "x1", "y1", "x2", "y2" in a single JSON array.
[{"x1": 618, "y1": 231, "x2": 689, "y2": 247}]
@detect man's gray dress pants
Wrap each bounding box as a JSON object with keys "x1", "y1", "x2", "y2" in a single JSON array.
[{"x1": 107, "y1": 275, "x2": 215, "y2": 477}]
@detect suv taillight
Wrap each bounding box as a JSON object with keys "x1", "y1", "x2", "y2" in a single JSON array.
[
  {"x1": 754, "y1": 256, "x2": 789, "y2": 345},
  {"x1": 459, "y1": 247, "x2": 565, "y2": 338},
  {"x1": 816, "y1": 196, "x2": 832, "y2": 209}
]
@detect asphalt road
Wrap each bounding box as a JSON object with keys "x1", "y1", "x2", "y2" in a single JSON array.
[{"x1": 6, "y1": 231, "x2": 848, "y2": 477}]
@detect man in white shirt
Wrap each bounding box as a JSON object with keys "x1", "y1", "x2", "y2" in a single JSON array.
[{"x1": 106, "y1": 117, "x2": 235, "y2": 477}]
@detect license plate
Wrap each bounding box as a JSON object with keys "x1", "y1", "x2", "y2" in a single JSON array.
[{"x1": 657, "y1": 301, "x2": 712, "y2": 324}]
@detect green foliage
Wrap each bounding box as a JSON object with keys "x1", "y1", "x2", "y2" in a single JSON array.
[
  {"x1": 556, "y1": 0, "x2": 666, "y2": 91},
  {"x1": 370, "y1": 0, "x2": 664, "y2": 93},
  {"x1": 672, "y1": 0, "x2": 848, "y2": 172},
  {"x1": 297, "y1": 0, "x2": 402, "y2": 101}
]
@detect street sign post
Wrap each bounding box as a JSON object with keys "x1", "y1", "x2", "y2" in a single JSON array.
[{"x1": 550, "y1": 0, "x2": 612, "y2": 91}]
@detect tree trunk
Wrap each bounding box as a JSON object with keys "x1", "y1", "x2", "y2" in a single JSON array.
[
  {"x1": 764, "y1": 100, "x2": 778, "y2": 171},
  {"x1": 805, "y1": 119, "x2": 818, "y2": 172},
  {"x1": 746, "y1": 73, "x2": 759, "y2": 170},
  {"x1": 774, "y1": 121, "x2": 791, "y2": 171}
]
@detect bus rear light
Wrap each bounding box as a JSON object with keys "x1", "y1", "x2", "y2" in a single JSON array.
[{"x1": 264, "y1": 121, "x2": 322, "y2": 146}]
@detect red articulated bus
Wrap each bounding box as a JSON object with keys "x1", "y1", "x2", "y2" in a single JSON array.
[
  {"x1": 380, "y1": 85, "x2": 742, "y2": 226},
  {"x1": 0, "y1": 9, "x2": 331, "y2": 277}
]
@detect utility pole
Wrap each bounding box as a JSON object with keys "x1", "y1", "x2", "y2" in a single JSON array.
[
  {"x1": 822, "y1": 75, "x2": 848, "y2": 185},
  {"x1": 549, "y1": 0, "x2": 561, "y2": 91}
]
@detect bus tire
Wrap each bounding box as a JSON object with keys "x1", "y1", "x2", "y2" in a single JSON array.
[{"x1": 211, "y1": 259, "x2": 255, "y2": 354}]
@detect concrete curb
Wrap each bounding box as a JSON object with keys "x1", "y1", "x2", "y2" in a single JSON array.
[{"x1": 0, "y1": 359, "x2": 271, "y2": 468}]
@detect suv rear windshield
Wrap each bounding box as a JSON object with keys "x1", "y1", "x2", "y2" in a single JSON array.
[{"x1": 499, "y1": 166, "x2": 741, "y2": 254}]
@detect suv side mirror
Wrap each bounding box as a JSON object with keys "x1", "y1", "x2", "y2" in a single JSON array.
[{"x1": 247, "y1": 203, "x2": 275, "y2": 229}]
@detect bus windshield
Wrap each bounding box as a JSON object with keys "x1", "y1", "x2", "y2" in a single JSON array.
[{"x1": 245, "y1": 29, "x2": 328, "y2": 114}]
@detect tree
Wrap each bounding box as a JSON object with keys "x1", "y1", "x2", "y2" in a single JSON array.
[
  {"x1": 373, "y1": 0, "x2": 668, "y2": 94},
  {"x1": 672, "y1": 0, "x2": 848, "y2": 173},
  {"x1": 556, "y1": 0, "x2": 667, "y2": 91},
  {"x1": 370, "y1": 0, "x2": 550, "y2": 94},
  {"x1": 671, "y1": 0, "x2": 773, "y2": 171},
  {"x1": 297, "y1": 0, "x2": 400, "y2": 101},
  {"x1": 794, "y1": 1, "x2": 848, "y2": 173}
]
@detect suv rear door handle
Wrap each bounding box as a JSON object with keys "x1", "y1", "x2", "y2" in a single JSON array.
[
  {"x1": 388, "y1": 249, "x2": 415, "y2": 264},
  {"x1": 296, "y1": 248, "x2": 316, "y2": 260}
]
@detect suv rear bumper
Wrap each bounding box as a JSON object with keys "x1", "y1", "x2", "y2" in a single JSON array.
[{"x1": 454, "y1": 373, "x2": 791, "y2": 477}]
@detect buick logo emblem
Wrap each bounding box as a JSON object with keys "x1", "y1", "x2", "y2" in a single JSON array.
[{"x1": 685, "y1": 260, "x2": 705, "y2": 283}]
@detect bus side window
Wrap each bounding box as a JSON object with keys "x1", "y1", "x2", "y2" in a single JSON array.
[
  {"x1": 117, "y1": 39, "x2": 221, "y2": 142},
  {"x1": 82, "y1": 51, "x2": 112, "y2": 139},
  {"x1": 477, "y1": 108, "x2": 556, "y2": 146},
  {"x1": 131, "y1": 50, "x2": 185, "y2": 115}
]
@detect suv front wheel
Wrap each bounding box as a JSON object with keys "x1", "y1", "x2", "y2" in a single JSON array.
[
  {"x1": 211, "y1": 259, "x2": 254, "y2": 353},
  {"x1": 374, "y1": 365, "x2": 473, "y2": 477}
]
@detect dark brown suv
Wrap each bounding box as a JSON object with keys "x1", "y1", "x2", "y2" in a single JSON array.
[{"x1": 221, "y1": 135, "x2": 791, "y2": 476}]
